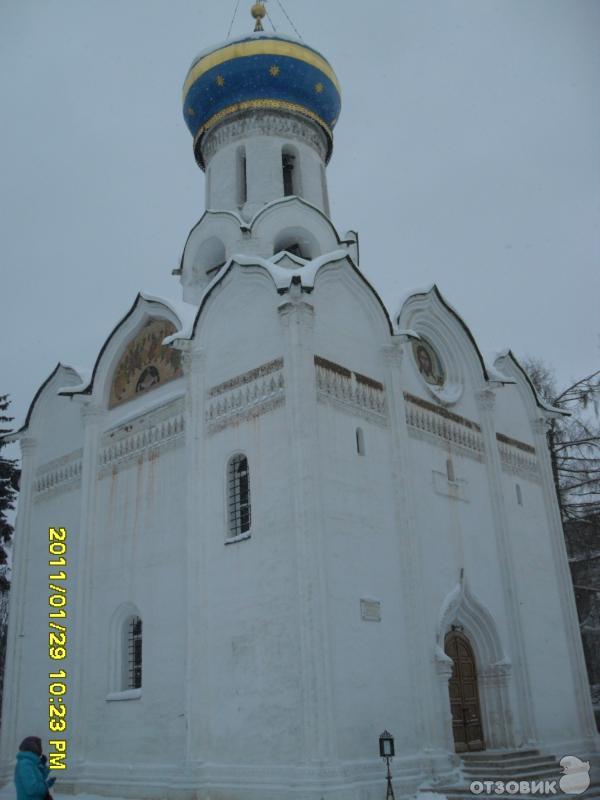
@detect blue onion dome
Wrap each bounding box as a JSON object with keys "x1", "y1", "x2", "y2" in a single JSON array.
[{"x1": 182, "y1": 31, "x2": 342, "y2": 168}]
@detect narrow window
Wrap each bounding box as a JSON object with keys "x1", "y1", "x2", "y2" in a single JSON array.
[
  {"x1": 237, "y1": 146, "x2": 247, "y2": 206},
  {"x1": 228, "y1": 454, "x2": 251, "y2": 537},
  {"x1": 282, "y1": 152, "x2": 295, "y2": 196},
  {"x1": 205, "y1": 166, "x2": 212, "y2": 208},
  {"x1": 126, "y1": 616, "x2": 142, "y2": 689},
  {"x1": 356, "y1": 427, "x2": 365, "y2": 455},
  {"x1": 446, "y1": 458, "x2": 455, "y2": 483},
  {"x1": 516, "y1": 483, "x2": 523, "y2": 506},
  {"x1": 321, "y1": 163, "x2": 330, "y2": 216}
]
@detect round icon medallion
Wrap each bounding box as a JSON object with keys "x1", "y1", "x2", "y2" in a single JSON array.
[{"x1": 412, "y1": 338, "x2": 445, "y2": 387}]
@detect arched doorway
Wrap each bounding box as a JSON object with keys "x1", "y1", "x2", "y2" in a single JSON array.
[{"x1": 445, "y1": 629, "x2": 485, "y2": 752}]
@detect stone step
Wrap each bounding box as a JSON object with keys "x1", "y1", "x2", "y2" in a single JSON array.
[
  {"x1": 462, "y1": 756, "x2": 558, "y2": 773},
  {"x1": 462, "y1": 764, "x2": 561, "y2": 779},
  {"x1": 461, "y1": 748, "x2": 541, "y2": 762}
]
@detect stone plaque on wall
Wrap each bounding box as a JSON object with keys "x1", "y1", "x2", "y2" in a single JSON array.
[{"x1": 360, "y1": 599, "x2": 381, "y2": 622}]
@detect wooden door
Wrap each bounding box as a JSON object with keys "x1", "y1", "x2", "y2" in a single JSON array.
[{"x1": 445, "y1": 630, "x2": 485, "y2": 752}]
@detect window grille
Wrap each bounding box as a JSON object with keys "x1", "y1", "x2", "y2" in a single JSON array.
[
  {"x1": 228, "y1": 454, "x2": 251, "y2": 537},
  {"x1": 127, "y1": 616, "x2": 142, "y2": 689}
]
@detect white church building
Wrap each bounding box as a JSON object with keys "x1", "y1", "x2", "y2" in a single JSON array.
[{"x1": 1, "y1": 6, "x2": 598, "y2": 799}]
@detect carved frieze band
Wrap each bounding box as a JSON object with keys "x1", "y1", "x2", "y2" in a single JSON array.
[
  {"x1": 206, "y1": 358, "x2": 285, "y2": 434},
  {"x1": 98, "y1": 397, "x2": 185, "y2": 475},
  {"x1": 496, "y1": 433, "x2": 540, "y2": 482},
  {"x1": 404, "y1": 393, "x2": 485, "y2": 460},
  {"x1": 34, "y1": 449, "x2": 83, "y2": 497},
  {"x1": 314, "y1": 356, "x2": 387, "y2": 426},
  {"x1": 202, "y1": 110, "x2": 328, "y2": 163}
]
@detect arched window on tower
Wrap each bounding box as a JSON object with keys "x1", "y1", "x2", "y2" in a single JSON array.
[
  {"x1": 282, "y1": 146, "x2": 299, "y2": 197},
  {"x1": 273, "y1": 227, "x2": 319, "y2": 261},
  {"x1": 227, "y1": 454, "x2": 251, "y2": 537},
  {"x1": 237, "y1": 145, "x2": 247, "y2": 206}
]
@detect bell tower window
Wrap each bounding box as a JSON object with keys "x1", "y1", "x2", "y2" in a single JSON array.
[
  {"x1": 237, "y1": 146, "x2": 247, "y2": 206},
  {"x1": 282, "y1": 150, "x2": 296, "y2": 196}
]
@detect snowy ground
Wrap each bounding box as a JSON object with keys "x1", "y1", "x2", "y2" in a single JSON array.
[{"x1": 0, "y1": 790, "x2": 449, "y2": 800}]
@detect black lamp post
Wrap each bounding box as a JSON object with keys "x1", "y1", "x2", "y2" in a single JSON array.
[{"x1": 379, "y1": 730, "x2": 395, "y2": 799}]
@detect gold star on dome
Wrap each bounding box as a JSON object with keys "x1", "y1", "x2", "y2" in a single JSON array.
[
  {"x1": 315, "y1": 82, "x2": 324, "y2": 94},
  {"x1": 186, "y1": 106, "x2": 195, "y2": 116},
  {"x1": 269, "y1": 65, "x2": 280, "y2": 77},
  {"x1": 215, "y1": 74, "x2": 225, "y2": 86}
]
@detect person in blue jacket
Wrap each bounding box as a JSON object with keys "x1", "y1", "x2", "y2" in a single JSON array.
[{"x1": 14, "y1": 737, "x2": 56, "y2": 800}]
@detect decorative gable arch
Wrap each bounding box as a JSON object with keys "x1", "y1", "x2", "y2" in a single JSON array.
[
  {"x1": 493, "y1": 349, "x2": 566, "y2": 418},
  {"x1": 59, "y1": 293, "x2": 192, "y2": 410},
  {"x1": 7, "y1": 363, "x2": 85, "y2": 440},
  {"x1": 312, "y1": 257, "x2": 394, "y2": 344},
  {"x1": 396, "y1": 285, "x2": 489, "y2": 406}
]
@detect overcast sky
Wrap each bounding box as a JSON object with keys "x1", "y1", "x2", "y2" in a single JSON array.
[{"x1": 1, "y1": 0, "x2": 599, "y2": 437}]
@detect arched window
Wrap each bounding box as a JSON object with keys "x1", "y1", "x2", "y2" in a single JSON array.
[
  {"x1": 282, "y1": 153, "x2": 295, "y2": 196},
  {"x1": 195, "y1": 236, "x2": 227, "y2": 279},
  {"x1": 516, "y1": 483, "x2": 523, "y2": 506},
  {"x1": 124, "y1": 615, "x2": 142, "y2": 689},
  {"x1": 273, "y1": 227, "x2": 319, "y2": 261},
  {"x1": 282, "y1": 146, "x2": 300, "y2": 197},
  {"x1": 237, "y1": 146, "x2": 247, "y2": 206},
  {"x1": 356, "y1": 427, "x2": 365, "y2": 455},
  {"x1": 228, "y1": 454, "x2": 251, "y2": 537},
  {"x1": 320, "y1": 163, "x2": 330, "y2": 216},
  {"x1": 107, "y1": 604, "x2": 143, "y2": 700},
  {"x1": 446, "y1": 458, "x2": 456, "y2": 483}
]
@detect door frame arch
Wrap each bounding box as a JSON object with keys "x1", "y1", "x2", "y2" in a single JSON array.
[{"x1": 434, "y1": 578, "x2": 516, "y2": 751}]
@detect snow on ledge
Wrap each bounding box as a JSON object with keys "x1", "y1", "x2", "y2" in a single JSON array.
[
  {"x1": 482, "y1": 350, "x2": 516, "y2": 385},
  {"x1": 105, "y1": 688, "x2": 142, "y2": 702}
]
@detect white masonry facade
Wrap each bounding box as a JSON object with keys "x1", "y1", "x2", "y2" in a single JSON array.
[{"x1": 0, "y1": 23, "x2": 598, "y2": 800}]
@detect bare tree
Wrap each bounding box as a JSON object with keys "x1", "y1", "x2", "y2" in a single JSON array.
[
  {"x1": 0, "y1": 394, "x2": 19, "y2": 726},
  {"x1": 522, "y1": 357, "x2": 600, "y2": 522}
]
